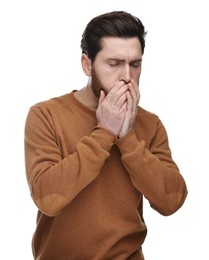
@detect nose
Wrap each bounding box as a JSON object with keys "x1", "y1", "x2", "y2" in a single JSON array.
[{"x1": 120, "y1": 64, "x2": 131, "y2": 84}]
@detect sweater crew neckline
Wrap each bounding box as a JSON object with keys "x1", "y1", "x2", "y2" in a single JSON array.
[{"x1": 68, "y1": 90, "x2": 96, "y2": 118}]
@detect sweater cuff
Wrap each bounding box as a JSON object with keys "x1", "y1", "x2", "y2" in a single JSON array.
[
  {"x1": 116, "y1": 130, "x2": 138, "y2": 154},
  {"x1": 91, "y1": 126, "x2": 118, "y2": 151}
]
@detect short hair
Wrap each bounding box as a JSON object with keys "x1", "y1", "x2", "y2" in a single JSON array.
[{"x1": 81, "y1": 11, "x2": 147, "y2": 63}]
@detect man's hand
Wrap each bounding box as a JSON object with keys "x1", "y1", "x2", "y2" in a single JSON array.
[
  {"x1": 118, "y1": 79, "x2": 140, "y2": 138},
  {"x1": 96, "y1": 81, "x2": 128, "y2": 136}
]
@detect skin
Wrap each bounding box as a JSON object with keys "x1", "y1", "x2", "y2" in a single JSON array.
[{"x1": 74, "y1": 36, "x2": 142, "y2": 138}]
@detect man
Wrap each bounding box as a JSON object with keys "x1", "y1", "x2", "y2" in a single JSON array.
[{"x1": 24, "y1": 11, "x2": 188, "y2": 260}]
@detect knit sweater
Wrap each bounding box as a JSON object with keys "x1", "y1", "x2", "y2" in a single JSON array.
[{"x1": 24, "y1": 91, "x2": 187, "y2": 260}]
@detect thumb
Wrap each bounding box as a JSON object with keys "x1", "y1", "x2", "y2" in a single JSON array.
[{"x1": 99, "y1": 90, "x2": 105, "y2": 104}]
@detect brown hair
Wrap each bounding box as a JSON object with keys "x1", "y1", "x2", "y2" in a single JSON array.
[{"x1": 81, "y1": 11, "x2": 147, "y2": 63}]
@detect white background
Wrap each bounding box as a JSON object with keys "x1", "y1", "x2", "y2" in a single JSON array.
[{"x1": 0, "y1": 0, "x2": 208, "y2": 259}]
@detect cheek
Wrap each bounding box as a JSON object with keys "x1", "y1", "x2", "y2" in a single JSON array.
[
  {"x1": 97, "y1": 71, "x2": 118, "y2": 92},
  {"x1": 132, "y1": 69, "x2": 141, "y2": 83}
]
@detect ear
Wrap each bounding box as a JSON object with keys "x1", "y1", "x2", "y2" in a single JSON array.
[{"x1": 81, "y1": 53, "x2": 92, "y2": 76}]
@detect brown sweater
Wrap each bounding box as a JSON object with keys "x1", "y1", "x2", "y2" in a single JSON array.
[{"x1": 24, "y1": 91, "x2": 187, "y2": 260}]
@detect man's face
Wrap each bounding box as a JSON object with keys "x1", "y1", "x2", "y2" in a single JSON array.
[{"x1": 90, "y1": 37, "x2": 142, "y2": 98}]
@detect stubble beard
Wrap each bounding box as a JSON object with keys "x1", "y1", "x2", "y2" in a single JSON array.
[{"x1": 90, "y1": 67, "x2": 107, "y2": 98}]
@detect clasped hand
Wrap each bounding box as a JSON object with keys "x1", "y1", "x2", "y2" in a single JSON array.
[{"x1": 96, "y1": 79, "x2": 140, "y2": 138}]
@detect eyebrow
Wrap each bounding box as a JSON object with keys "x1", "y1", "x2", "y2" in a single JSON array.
[{"x1": 107, "y1": 58, "x2": 142, "y2": 63}]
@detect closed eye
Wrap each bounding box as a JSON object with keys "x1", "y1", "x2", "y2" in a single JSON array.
[
  {"x1": 130, "y1": 61, "x2": 142, "y2": 68},
  {"x1": 108, "y1": 61, "x2": 122, "y2": 67}
]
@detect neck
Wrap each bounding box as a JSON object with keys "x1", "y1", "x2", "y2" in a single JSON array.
[{"x1": 74, "y1": 83, "x2": 98, "y2": 111}]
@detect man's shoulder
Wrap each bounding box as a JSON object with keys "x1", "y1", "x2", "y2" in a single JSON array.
[
  {"x1": 135, "y1": 106, "x2": 163, "y2": 137},
  {"x1": 26, "y1": 92, "x2": 77, "y2": 122},
  {"x1": 31, "y1": 91, "x2": 75, "y2": 110},
  {"x1": 138, "y1": 106, "x2": 159, "y2": 121}
]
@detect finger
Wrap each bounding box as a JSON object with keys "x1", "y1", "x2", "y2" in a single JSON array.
[
  {"x1": 119, "y1": 100, "x2": 127, "y2": 114},
  {"x1": 106, "y1": 81, "x2": 128, "y2": 105},
  {"x1": 128, "y1": 80, "x2": 138, "y2": 99},
  {"x1": 115, "y1": 92, "x2": 127, "y2": 110},
  {"x1": 126, "y1": 91, "x2": 133, "y2": 113},
  {"x1": 98, "y1": 90, "x2": 105, "y2": 105},
  {"x1": 128, "y1": 81, "x2": 140, "y2": 109}
]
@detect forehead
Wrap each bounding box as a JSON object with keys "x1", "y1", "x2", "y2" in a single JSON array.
[{"x1": 98, "y1": 36, "x2": 142, "y2": 59}]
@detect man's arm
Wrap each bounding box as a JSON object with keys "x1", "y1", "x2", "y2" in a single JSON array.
[
  {"x1": 113, "y1": 79, "x2": 187, "y2": 215},
  {"x1": 116, "y1": 120, "x2": 188, "y2": 216},
  {"x1": 24, "y1": 106, "x2": 117, "y2": 217},
  {"x1": 96, "y1": 79, "x2": 187, "y2": 215}
]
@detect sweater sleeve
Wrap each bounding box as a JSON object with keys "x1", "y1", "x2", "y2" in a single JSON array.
[
  {"x1": 116, "y1": 119, "x2": 188, "y2": 216},
  {"x1": 24, "y1": 106, "x2": 116, "y2": 217}
]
